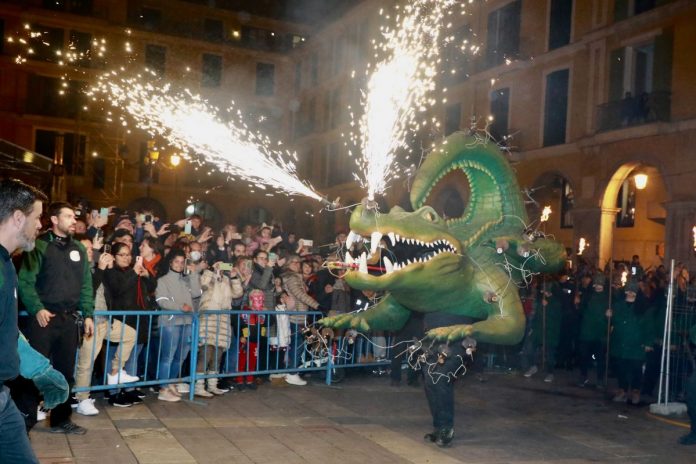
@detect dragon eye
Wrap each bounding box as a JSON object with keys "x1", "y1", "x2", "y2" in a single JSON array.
[{"x1": 423, "y1": 211, "x2": 436, "y2": 222}]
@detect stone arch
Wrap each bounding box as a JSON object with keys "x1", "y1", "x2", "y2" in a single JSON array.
[{"x1": 598, "y1": 160, "x2": 668, "y2": 268}]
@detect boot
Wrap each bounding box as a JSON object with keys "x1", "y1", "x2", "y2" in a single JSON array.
[
  {"x1": 207, "y1": 377, "x2": 227, "y2": 395},
  {"x1": 194, "y1": 378, "x2": 213, "y2": 398}
]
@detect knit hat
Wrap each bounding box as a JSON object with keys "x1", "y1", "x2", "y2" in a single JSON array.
[
  {"x1": 625, "y1": 279, "x2": 639, "y2": 293},
  {"x1": 592, "y1": 273, "x2": 606, "y2": 287}
]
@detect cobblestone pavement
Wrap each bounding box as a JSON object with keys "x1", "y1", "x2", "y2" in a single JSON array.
[{"x1": 29, "y1": 369, "x2": 694, "y2": 463}]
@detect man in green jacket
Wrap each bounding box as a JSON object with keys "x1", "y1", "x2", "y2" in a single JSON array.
[
  {"x1": 18, "y1": 202, "x2": 94, "y2": 435},
  {"x1": 577, "y1": 273, "x2": 609, "y2": 388}
]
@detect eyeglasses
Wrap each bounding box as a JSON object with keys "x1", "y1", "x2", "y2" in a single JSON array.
[{"x1": 116, "y1": 253, "x2": 132, "y2": 257}]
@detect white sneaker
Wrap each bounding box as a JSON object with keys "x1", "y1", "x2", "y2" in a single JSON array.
[
  {"x1": 176, "y1": 383, "x2": 190, "y2": 393},
  {"x1": 544, "y1": 374, "x2": 554, "y2": 383},
  {"x1": 37, "y1": 405, "x2": 48, "y2": 421},
  {"x1": 76, "y1": 398, "x2": 99, "y2": 416},
  {"x1": 107, "y1": 370, "x2": 139, "y2": 385},
  {"x1": 158, "y1": 388, "x2": 181, "y2": 402},
  {"x1": 523, "y1": 366, "x2": 538, "y2": 378},
  {"x1": 284, "y1": 374, "x2": 307, "y2": 386},
  {"x1": 269, "y1": 373, "x2": 285, "y2": 379}
]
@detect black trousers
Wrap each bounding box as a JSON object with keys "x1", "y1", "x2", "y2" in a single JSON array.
[
  {"x1": 686, "y1": 371, "x2": 696, "y2": 433},
  {"x1": 421, "y1": 343, "x2": 466, "y2": 430},
  {"x1": 27, "y1": 312, "x2": 78, "y2": 427}
]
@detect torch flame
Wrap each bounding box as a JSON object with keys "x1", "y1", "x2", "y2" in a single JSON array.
[
  {"x1": 578, "y1": 237, "x2": 588, "y2": 256},
  {"x1": 540, "y1": 205, "x2": 552, "y2": 223}
]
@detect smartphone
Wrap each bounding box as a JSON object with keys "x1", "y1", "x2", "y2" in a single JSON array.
[
  {"x1": 230, "y1": 232, "x2": 242, "y2": 240},
  {"x1": 135, "y1": 256, "x2": 143, "y2": 267},
  {"x1": 99, "y1": 207, "x2": 109, "y2": 218},
  {"x1": 184, "y1": 220, "x2": 192, "y2": 235},
  {"x1": 631, "y1": 266, "x2": 636, "y2": 275},
  {"x1": 219, "y1": 262, "x2": 234, "y2": 271},
  {"x1": 144, "y1": 214, "x2": 152, "y2": 223},
  {"x1": 301, "y1": 239, "x2": 313, "y2": 247},
  {"x1": 184, "y1": 258, "x2": 191, "y2": 274},
  {"x1": 103, "y1": 244, "x2": 111, "y2": 254},
  {"x1": 268, "y1": 252, "x2": 277, "y2": 262}
]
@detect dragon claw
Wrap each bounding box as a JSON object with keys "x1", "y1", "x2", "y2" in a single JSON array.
[
  {"x1": 425, "y1": 325, "x2": 474, "y2": 342},
  {"x1": 320, "y1": 314, "x2": 370, "y2": 332}
]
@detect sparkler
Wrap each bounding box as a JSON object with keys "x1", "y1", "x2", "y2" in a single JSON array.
[
  {"x1": 577, "y1": 237, "x2": 588, "y2": 256},
  {"x1": 540, "y1": 205, "x2": 552, "y2": 223},
  {"x1": 351, "y1": 0, "x2": 458, "y2": 201}
]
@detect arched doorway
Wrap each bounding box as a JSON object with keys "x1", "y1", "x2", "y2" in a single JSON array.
[{"x1": 599, "y1": 163, "x2": 666, "y2": 269}]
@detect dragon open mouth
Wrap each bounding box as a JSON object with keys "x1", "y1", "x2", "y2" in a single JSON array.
[{"x1": 343, "y1": 230, "x2": 457, "y2": 276}]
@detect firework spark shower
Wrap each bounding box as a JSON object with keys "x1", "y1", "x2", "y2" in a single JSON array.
[
  {"x1": 91, "y1": 76, "x2": 324, "y2": 202},
  {"x1": 353, "y1": 0, "x2": 457, "y2": 201}
]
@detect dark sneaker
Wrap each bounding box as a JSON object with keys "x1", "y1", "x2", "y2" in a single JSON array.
[
  {"x1": 50, "y1": 421, "x2": 87, "y2": 435},
  {"x1": 69, "y1": 396, "x2": 78, "y2": 409},
  {"x1": 235, "y1": 383, "x2": 246, "y2": 391},
  {"x1": 108, "y1": 391, "x2": 133, "y2": 408},
  {"x1": 245, "y1": 382, "x2": 258, "y2": 391},
  {"x1": 132, "y1": 388, "x2": 146, "y2": 399},
  {"x1": 124, "y1": 390, "x2": 144, "y2": 405},
  {"x1": 424, "y1": 431, "x2": 438, "y2": 442},
  {"x1": 435, "y1": 427, "x2": 454, "y2": 447},
  {"x1": 679, "y1": 433, "x2": 696, "y2": 445}
]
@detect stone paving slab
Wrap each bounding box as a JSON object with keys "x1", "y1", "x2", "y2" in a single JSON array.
[{"x1": 28, "y1": 370, "x2": 696, "y2": 464}]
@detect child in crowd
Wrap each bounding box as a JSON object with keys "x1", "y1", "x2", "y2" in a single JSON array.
[{"x1": 235, "y1": 290, "x2": 266, "y2": 390}]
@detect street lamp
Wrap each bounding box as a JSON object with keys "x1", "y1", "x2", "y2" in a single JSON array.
[
  {"x1": 634, "y1": 172, "x2": 648, "y2": 190},
  {"x1": 170, "y1": 153, "x2": 181, "y2": 167}
]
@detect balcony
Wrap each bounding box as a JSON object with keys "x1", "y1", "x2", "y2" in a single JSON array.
[{"x1": 596, "y1": 91, "x2": 671, "y2": 132}]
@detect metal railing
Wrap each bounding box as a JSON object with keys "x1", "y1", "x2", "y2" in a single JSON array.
[
  {"x1": 21, "y1": 309, "x2": 392, "y2": 401},
  {"x1": 596, "y1": 91, "x2": 671, "y2": 132}
]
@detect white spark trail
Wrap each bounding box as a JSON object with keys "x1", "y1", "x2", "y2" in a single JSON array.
[
  {"x1": 92, "y1": 77, "x2": 323, "y2": 202},
  {"x1": 356, "y1": 0, "x2": 456, "y2": 201}
]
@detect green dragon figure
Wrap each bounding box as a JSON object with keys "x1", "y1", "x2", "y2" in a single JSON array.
[{"x1": 322, "y1": 132, "x2": 566, "y2": 345}]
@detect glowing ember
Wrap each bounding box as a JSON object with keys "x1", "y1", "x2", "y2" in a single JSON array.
[
  {"x1": 540, "y1": 205, "x2": 552, "y2": 223},
  {"x1": 692, "y1": 226, "x2": 696, "y2": 252},
  {"x1": 89, "y1": 76, "x2": 324, "y2": 202},
  {"x1": 352, "y1": 0, "x2": 457, "y2": 201},
  {"x1": 577, "y1": 237, "x2": 588, "y2": 256}
]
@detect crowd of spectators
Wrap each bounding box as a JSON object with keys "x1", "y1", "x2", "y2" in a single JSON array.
[{"x1": 15, "y1": 201, "x2": 381, "y2": 425}]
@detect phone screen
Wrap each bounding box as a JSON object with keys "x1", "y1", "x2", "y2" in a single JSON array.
[
  {"x1": 99, "y1": 207, "x2": 109, "y2": 218},
  {"x1": 184, "y1": 221, "x2": 192, "y2": 234},
  {"x1": 631, "y1": 266, "x2": 636, "y2": 275},
  {"x1": 103, "y1": 244, "x2": 111, "y2": 254}
]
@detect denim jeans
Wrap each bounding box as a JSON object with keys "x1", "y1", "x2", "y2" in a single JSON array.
[
  {"x1": 0, "y1": 386, "x2": 39, "y2": 464},
  {"x1": 158, "y1": 324, "x2": 192, "y2": 381},
  {"x1": 287, "y1": 323, "x2": 306, "y2": 370}
]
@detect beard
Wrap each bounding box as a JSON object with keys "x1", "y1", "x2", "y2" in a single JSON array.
[{"x1": 19, "y1": 226, "x2": 36, "y2": 252}]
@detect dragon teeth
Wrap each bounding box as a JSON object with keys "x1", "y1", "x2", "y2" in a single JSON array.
[
  {"x1": 346, "y1": 254, "x2": 355, "y2": 265},
  {"x1": 383, "y1": 256, "x2": 394, "y2": 274},
  {"x1": 359, "y1": 252, "x2": 367, "y2": 273},
  {"x1": 370, "y1": 231, "x2": 381, "y2": 255},
  {"x1": 387, "y1": 232, "x2": 396, "y2": 246},
  {"x1": 346, "y1": 230, "x2": 359, "y2": 249}
]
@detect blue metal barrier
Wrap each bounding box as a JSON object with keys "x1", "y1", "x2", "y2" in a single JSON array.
[{"x1": 20, "y1": 309, "x2": 392, "y2": 402}]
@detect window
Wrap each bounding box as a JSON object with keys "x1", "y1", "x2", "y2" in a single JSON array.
[
  {"x1": 310, "y1": 53, "x2": 319, "y2": 85},
  {"x1": 443, "y1": 25, "x2": 474, "y2": 84},
  {"x1": 445, "y1": 103, "x2": 461, "y2": 136},
  {"x1": 26, "y1": 75, "x2": 84, "y2": 118},
  {"x1": 485, "y1": 0, "x2": 521, "y2": 68},
  {"x1": 92, "y1": 157, "x2": 105, "y2": 188},
  {"x1": 69, "y1": 30, "x2": 92, "y2": 68},
  {"x1": 140, "y1": 8, "x2": 162, "y2": 31},
  {"x1": 145, "y1": 44, "x2": 166, "y2": 76},
  {"x1": 548, "y1": 0, "x2": 573, "y2": 50},
  {"x1": 242, "y1": 27, "x2": 286, "y2": 52},
  {"x1": 615, "y1": 179, "x2": 636, "y2": 228},
  {"x1": 560, "y1": 179, "x2": 574, "y2": 228},
  {"x1": 29, "y1": 25, "x2": 64, "y2": 63},
  {"x1": 201, "y1": 54, "x2": 222, "y2": 87},
  {"x1": 489, "y1": 88, "x2": 510, "y2": 141},
  {"x1": 615, "y1": 0, "x2": 657, "y2": 21},
  {"x1": 35, "y1": 130, "x2": 86, "y2": 176},
  {"x1": 203, "y1": 18, "x2": 224, "y2": 42},
  {"x1": 255, "y1": 62, "x2": 275, "y2": 96},
  {"x1": 43, "y1": 0, "x2": 93, "y2": 15},
  {"x1": 294, "y1": 61, "x2": 302, "y2": 94},
  {"x1": 543, "y1": 69, "x2": 569, "y2": 146},
  {"x1": 294, "y1": 97, "x2": 316, "y2": 138}
]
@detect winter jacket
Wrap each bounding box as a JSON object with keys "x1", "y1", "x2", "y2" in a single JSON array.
[
  {"x1": 281, "y1": 270, "x2": 319, "y2": 324},
  {"x1": 531, "y1": 281, "x2": 562, "y2": 348},
  {"x1": 249, "y1": 263, "x2": 275, "y2": 310},
  {"x1": 155, "y1": 269, "x2": 202, "y2": 326},
  {"x1": 18, "y1": 231, "x2": 93, "y2": 317},
  {"x1": 610, "y1": 295, "x2": 653, "y2": 361},
  {"x1": 103, "y1": 266, "x2": 157, "y2": 344},
  {"x1": 198, "y1": 270, "x2": 235, "y2": 348},
  {"x1": 579, "y1": 289, "x2": 610, "y2": 342}
]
